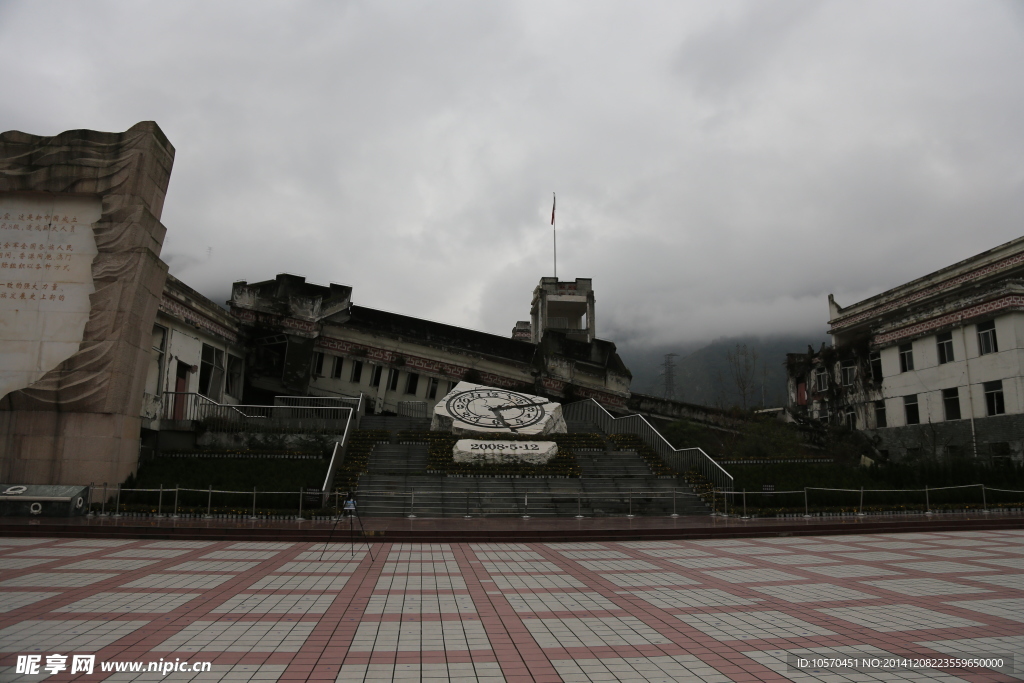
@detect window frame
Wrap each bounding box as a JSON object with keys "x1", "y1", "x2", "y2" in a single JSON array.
[
  {"x1": 936, "y1": 331, "x2": 954, "y2": 365},
  {"x1": 387, "y1": 368, "x2": 400, "y2": 392},
  {"x1": 869, "y1": 351, "x2": 882, "y2": 382},
  {"x1": 331, "y1": 355, "x2": 344, "y2": 380},
  {"x1": 225, "y1": 353, "x2": 243, "y2": 399},
  {"x1": 842, "y1": 406, "x2": 856, "y2": 429},
  {"x1": 311, "y1": 351, "x2": 325, "y2": 377},
  {"x1": 350, "y1": 359, "x2": 363, "y2": 384},
  {"x1": 405, "y1": 372, "x2": 419, "y2": 395},
  {"x1": 874, "y1": 400, "x2": 887, "y2": 428},
  {"x1": 840, "y1": 360, "x2": 856, "y2": 387},
  {"x1": 984, "y1": 380, "x2": 1005, "y2": 416},
  {"x1": 199, "y1": 344, "x2": 226, "y2": 401},
  {"x1": 898, "y1": 343, "x2": 914, "y2": 373},
  {"x1": 813, "y1": 368, "x2": 829, "y2": 392},
  {"x1": 942, "y1": 387, "x2": 961, "y2": 421},
  {"x1": 977, "y1": 320, "x2": 998, "y2": 356},
  {"x1": 427, "y1": 377, "x2": 440, "y2": 400},
  {"x1": 903, "y1": 394, "x2": 920, "y2": 425}
]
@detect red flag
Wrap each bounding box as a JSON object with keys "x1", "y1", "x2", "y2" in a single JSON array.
[{"x1": 551, "y1": 193, "x2": 556, "y2": 225}]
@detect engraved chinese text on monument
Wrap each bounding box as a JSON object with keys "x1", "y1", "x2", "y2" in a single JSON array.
[{"x1": 0, "y1": 194, "x2": 100, "y2": 399}]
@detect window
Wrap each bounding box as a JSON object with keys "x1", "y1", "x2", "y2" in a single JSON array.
[
  {"x1": 869, "y1": 351, "x2": 882, "y2": 382},
  {"x1": 225, "y1": 354, "x2": 243, "y2": 398},
  {"x1": 814, "y1": 368, "x2": 828, "y2": 392},
  {"x1": 936, "y1": 331, "x2": 954, "y2": 364},
  {"x1": 942, "y1": 387, "x2": 961, "y2": 420},
  {"x1": 198, "y1": 344, "x2": 225, "y2": 401},
  {"x1": 796, "y1": 382, "x2": 807, "y2": 405},
  {"x1": 387, "y1": 368, "x2": 400, "y2": 391},
  {"x1": 817, "y1": 405, "x2": 830, "y2": 424},
  {"x1": 842, "y1": 406, "x2": 856, "y2": 429},
  {"x1": 311, "y1": 351, "x2": 324, "y2": 377},
  {"x1": 370, "y1": 364, "x2": 383, "y2": 387},
  {"x1": 978, "y1": 320, "x2": 998, "y2": 355},
  {"x1": 840, "y1": 360, "x2": 856, "y2": 387},
  {"x1": 984, "y1": 380, "x2": 1005, "y2": 416},
  {"x1": 331, "y1": 356, "x2": 344, "y2": 379},
  {"x1": 874, "y1": 400, "x2": 887, "y2": 428},
  {"x1": 904, "y1": 394, "x2": 920, "y2": 425},
  {"x1": 427, "y1": 377, "x2": 439, "y2": 400},
  {"x1": 405, "y1": 372, "x2": 419, "y2": 395},
  {"x1": 899, "y1": 343, "x2": 914, "y2": 372},
  {"x1": 350, "y1": 360, "x2": 363, "y2": 384},
  {"x1": 146, "y1": 324, "x2": 167, "y2": 396},
  {"x1": 990, "y1": 441, "x2": 1011, "y2": 457}
]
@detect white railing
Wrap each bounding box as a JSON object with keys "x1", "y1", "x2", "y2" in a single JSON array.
[
  {"x1": 275, "y1": 395, "x2": 362, "y2": 411},
  {"x1": 563, "y1": 398, "x2": 734, "y2": 494},
  {"x1": 397, "y1": 401, "x2": 428, "y2": 418},
  {"x1": 162, "y1": 392, "x2": 353, "y2": 434}
]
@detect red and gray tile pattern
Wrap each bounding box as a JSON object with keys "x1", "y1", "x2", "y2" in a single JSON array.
[{"x1": 0, "y1": 530, "x2": 1022, "y2": 681}]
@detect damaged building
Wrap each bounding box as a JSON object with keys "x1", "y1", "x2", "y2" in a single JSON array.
[
  {"x1": 787, "y1": 235, "x2": 1024, "y2": 463},
  {"x1": 228, "y1": 274, "x2": 632, "y2": 416}
]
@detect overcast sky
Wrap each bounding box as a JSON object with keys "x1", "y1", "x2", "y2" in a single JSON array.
[{"x1": 2, "y1": 0, "x2": 1022, "y2": 355}]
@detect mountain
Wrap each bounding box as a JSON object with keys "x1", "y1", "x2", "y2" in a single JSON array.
[{"x1": 618, "y1": 334, "x2": 829, "y2": 409}]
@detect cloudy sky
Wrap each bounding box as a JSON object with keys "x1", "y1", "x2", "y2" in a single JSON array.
[{"x1": 2, "y1": 1, "x2": 1022, "y2": 356}]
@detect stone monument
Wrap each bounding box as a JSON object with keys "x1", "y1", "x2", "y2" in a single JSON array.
[
  {"x1": 431, "y1": 382, "x2": 567, "y2": 436},
  {"x1": 0, "y1": 123, "x2": 174, "y2": 486}
]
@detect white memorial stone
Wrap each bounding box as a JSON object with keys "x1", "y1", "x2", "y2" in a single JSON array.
[
  {"x1": 453, "y1": 439, "x2": 558, "y2": 466},
  {"x1": 0, "y1": 195, "x2": 100, "y2": 399},
  {"x1": 431, "y1": 382, "x2": 567, "y2": 436}
]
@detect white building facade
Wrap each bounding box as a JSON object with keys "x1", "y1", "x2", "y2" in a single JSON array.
[{"x1": 787, "y1": 236, "x2": 1024, "y2": 461}]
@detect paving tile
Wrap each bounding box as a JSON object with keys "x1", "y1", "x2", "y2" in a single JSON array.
[
  {"x1": 121, "y1": 574, "x2": 234, "y2": 590},
  {"x1": 800, "y1": 563, "x2": 902, "y2": 578},
  {"x1": 152, "y1": 620, "x2": 315, "y2": 652},
  {"x1": 550, "y1": 655, "x2": 730, "y2": 683},
  {"x1": 0, "y1": 591, "x2": 61, "y2": 610},
  {"x1": 211, "y1": 593, "x2": 337, "y2": 614},
  {"x1": 504, "y1": 592, "x2": 618, "y2": 613},
  {"x1": 0, "y1": 573, "x2": 117, "y2": 587},
  {"x1": 524, "y1": 616, "x2": 672, "y2": 648},
  {"x1": 701, "y1": 568, "x2": 804, "y2": 583},
  {"x1": 819, "y1": 604, "x2": 986, "y2": 631},
  {"x1": 891, "y1": 561, "x2": 997, "y2": 574},
  {"x1": 946, "y1": 598, "x2": 1024, "y2": 624},
  {"x1": 364, "y1": 593, "x2": 476, "y2": 613},
  {"x1": 55, "y1": 592, "x2": 201, "y2": 613},
  {"x1": 599, "y1": 572, "x2": 698, "y2": 587},
  {"x1": 677, "y1": 610, "x2": 835, "y2": 641},
  {"x1": 748, "y1": 582, "x2": 877, "y2": 602},
  {"x1": 490, "y1": 574, "x2": 585, "y2": 590},
  {"x1": 0, "y1": 620, "x2": 149, "y2": 652},
  {"x1": 863, "y1": 578, "x2": 992, "y2": 596},
  {"x1": 349, "y1": 620, "x2": 491, "y2": 652},
  {"x1": 630, "y1": 588, "x2": 760, "y2": 608},
  {"x1": 336, "y1": 662, "x2": 504, "y2": 683}
]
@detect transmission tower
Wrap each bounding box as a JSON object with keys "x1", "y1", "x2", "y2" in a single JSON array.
[{"x1": 660, "y1": 353, "x2": 678, "y2": 400}]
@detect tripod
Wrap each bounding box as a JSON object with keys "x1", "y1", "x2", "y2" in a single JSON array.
[{"x1": 319, "y1": 492, "x2": 375, "y2": 562}]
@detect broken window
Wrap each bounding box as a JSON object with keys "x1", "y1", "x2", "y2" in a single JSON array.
[
  {"x1": 814, "y1": 368, "x2": 828, "y2": 392},
  {"x1": 311, "y1": 351, "x2": 325, "y2": 377},
  {"x1": 331, "y1": 355, "x2": 344, "y2": 379},
  {"x1": 817, "y1": 405, "x2": 830, "y2": 424},
  {"x1": 225, "y1": 354, "x2": 243, "y2": 398},
  {"x1": 942, "y1": 387, "x2": 961, "y2": 420},
  {"x1": 984, "y1": 380, "x2": 1005, "y2": 416},
  {"x1": 350, "y1": 360, "x2": 363, "y2": 384},
  {"x1": 840, "y1": 360, "x2": 856, "y2": 387},
  {"x1": 874, "y1": 400, "x2": 887, "y2": 428},
  {"x1": 899, "y1": 343, "x2": 914, "y2": 372},
  {"x1": 146, "y1": 324, "x2": 167, "y2": 396},
  {"x1": 869, "y1": 351, "x2": 883, "y2": 381},
  {"x1": 199, "y1": 344, "x2": 225, "y2": 401},
  {"x1": 936, "y1": 331, "x2": 954, "y2": 364},
  {"x1": 427, "y1": 377, "x2": 440, "y2": 400},
  {"x1": 842, "y1": 406, "x2": 856, "y2": 429},
  {"x1": 405, "y1": 373, "x2": 419, "y2": 395},
  {"x1": 977, "y1": 320, "x2": 998, "y2": 355},
  {"x1": 387, "y1": 368, "x2": 400, "y2": 391},
  {"x1": 903, "y1": 394, "x2": 920, "y2": 425},
  {"x1": 370, "y1": 364, "x2": 383, "y2": 387}
]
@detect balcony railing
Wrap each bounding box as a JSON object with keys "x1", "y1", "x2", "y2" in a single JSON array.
[
  {"x1": 161, "y1": 392, "x2": 356, "y2": 434},
  {"x1": 563, "y1": 398, "x2": 734, "y2": 494}
]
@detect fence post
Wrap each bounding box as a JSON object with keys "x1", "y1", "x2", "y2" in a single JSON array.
[
  {"x1": 408, "y1": 491, "x2": 417, "y2": 519},
  {"x1": 858, "y1": 487, "x2": 865, "y2": 517},
  {"x1": 250, "y1": 486, "x2": 258, "y2": 520},
  {"x1": 297, "y1": 488, "x2": 303, "y2": 521},
  {"x1": 157, "y1": 484, "x2": 163, "y2": 517},
  {"x1": 87, "y1": 482, "x2": 94, "y2": 516},
  {"x1": 742, "y1": 489, "x2": 747, "y2": 519},
  {"x1": 465, "y1": 492, "x2": 471, "y2": 519},
  {"x1": 205, "y1": 485, "x2": 212, "y2": 519},
  {"x1": 671, "y1": 489, "x2": 678, "y2": 518},
  {"x1": 171, "y1": 485, "x2": 180, "y2": 519},
  {"x1": 576, "y1": 492, "x2": 583, "y2": 519},
  {"x1": 803, "y1": 487, "x2": 810, "y2": 518},
  {"x1": 113, "y1": 484, "x2": 122, "y2": 518},
  {"x1": 627, "y1": 490, "x2": 634, "y2": 518},
  {"x1": 710, "y1": 488, "x2": 716, "y2": 516},
  {"x1": 724, "y1": 488, "x2": 728, "y2": 517},
  {"x1": 522, "y1": 493, "x2": 530, "y2": 519},
  {"x1": 925, "y1": 485, "x2": 932, "y2": 515},
  {"x1": 981, "y1": 484, "x2": 989, "y2": 513},
  {"x1": 100, "y1": 483, "x2": 107, "y2": 516}
]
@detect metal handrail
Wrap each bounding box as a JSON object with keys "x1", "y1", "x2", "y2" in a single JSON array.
[
  {"x1": 563, "y1": 398, "x2": 734, "y2": 494},
  {"x1": 161, "y1": 392, "x2": 353, "y2": 433}
]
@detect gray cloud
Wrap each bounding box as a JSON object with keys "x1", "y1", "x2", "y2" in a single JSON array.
[{"x1": 2, "y1": 0, "x2": 1022, "y2": 356}]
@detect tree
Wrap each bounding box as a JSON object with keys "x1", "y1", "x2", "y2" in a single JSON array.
[{"x1": 726, "y1": 343, "x2": 760, "y2": 411}]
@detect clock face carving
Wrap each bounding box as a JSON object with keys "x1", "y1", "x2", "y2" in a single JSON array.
[{"x1": 445, "y1": 388, "x2": 548, "y2": 431}]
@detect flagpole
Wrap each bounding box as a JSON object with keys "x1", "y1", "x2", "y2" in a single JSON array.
[{"x1": 551, "y1": 192, "x2": 557, "y2": 279}]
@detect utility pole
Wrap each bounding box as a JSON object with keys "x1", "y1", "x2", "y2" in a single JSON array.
[{"x1": 661, "y1": 353, "x2": 679, "y2": 400}]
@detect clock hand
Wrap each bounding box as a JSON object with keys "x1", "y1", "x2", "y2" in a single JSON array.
[
  {"x1": 488, "y1": 406, "x2": 518, "y2": 432},
  {"x1": 491, "y1": 400, "x2": 550, "y2": 411}
]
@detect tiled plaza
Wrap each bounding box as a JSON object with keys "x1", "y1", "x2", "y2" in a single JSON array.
[{"x1": 0, "y1": 529, "x2": 1022, "y2": 681}]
